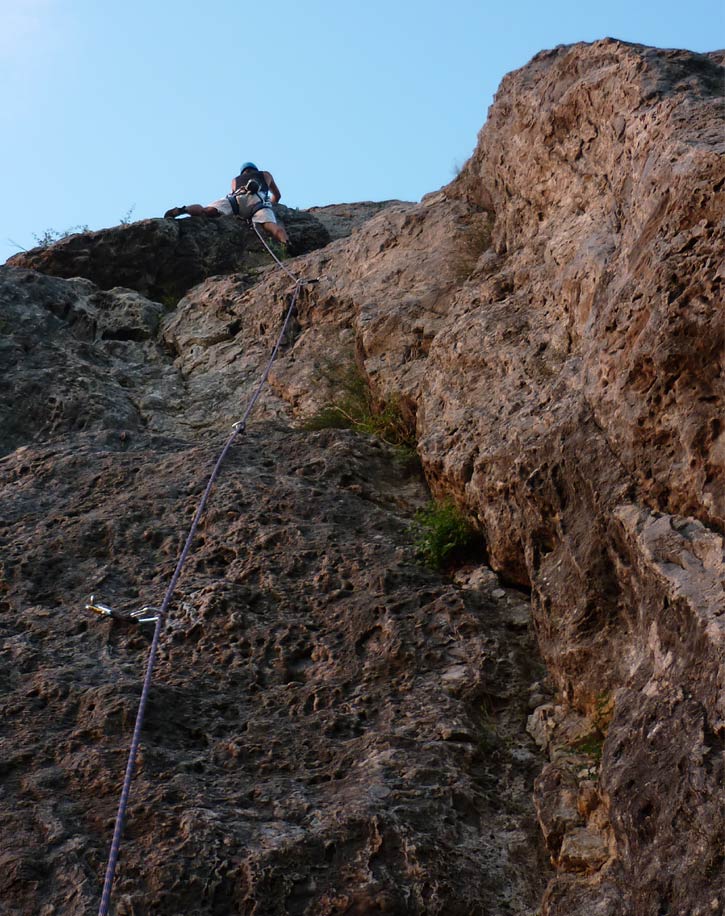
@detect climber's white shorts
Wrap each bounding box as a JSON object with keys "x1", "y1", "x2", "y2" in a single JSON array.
[
  {"x1": 207, "y1": 198, "x2": 277, "y2": 224},
  {"x1": 207, "y1": 197, "x2": 233, "y2": 216},
  {"x1": 251, "y1": 206, "x2": 277, "y2": 225}
]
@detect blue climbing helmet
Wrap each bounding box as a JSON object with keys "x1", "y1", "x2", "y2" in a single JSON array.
[{"x1": 240, "y1": 162, "x2": 258, "y2": 172}]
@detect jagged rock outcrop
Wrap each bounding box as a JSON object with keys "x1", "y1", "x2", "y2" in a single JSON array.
[
  {"x1": 7, "y1": 205, "x2": 331, "y2": 302},
  {"x1": 308, "y1": 202, "x2": 414, "y2": 241},
  {"x1": 0, "y1": 269, "x2": 181, "y2": 454},
  {"x1": 1, "y1": 37, "x2": 723, "y2": 916}
]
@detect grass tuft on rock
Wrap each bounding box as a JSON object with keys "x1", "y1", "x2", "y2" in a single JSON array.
[
  {"x1": 413, "y1": 499, "x2": 480, "y2": 571},
  {"x1": 303, "y1": 363, "x2": 416, "y2": 454}
]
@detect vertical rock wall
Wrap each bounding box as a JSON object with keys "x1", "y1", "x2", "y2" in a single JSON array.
[{"x1": 420, "y1": 40, "x2": 725, "y2": 913}]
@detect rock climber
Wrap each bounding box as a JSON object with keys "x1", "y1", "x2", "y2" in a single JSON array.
[{"x1": 164, "y1": 162, "x2": 291, "y2": 248}]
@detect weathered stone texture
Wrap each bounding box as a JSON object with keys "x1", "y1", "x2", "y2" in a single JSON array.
[
  {"x1": 1, "y1": 425, "x2": 548, "y2": 915},
  {"x1": 433, "y1": 43, "x2": 725, "y2": 911},
  {"x1": 0, "y1": 268, "x2": 181, "y2": 455},
  {"x1": 1, "y1": 37, "x2": 723, "y2": 916}
]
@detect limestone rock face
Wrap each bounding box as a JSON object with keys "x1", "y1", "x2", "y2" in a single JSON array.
[
  {"x1": 1, "y1": 38, "x2": 723, "y2": 916},
  {"x1": 447, "y1": 41, "x2": 724, "y2": 531},
  {"x1": 423, "y1": 43, "x2": 725, "y2": 913},
  {"x1": 1, "y1": 423, "x2": 548, "y2": 916}
]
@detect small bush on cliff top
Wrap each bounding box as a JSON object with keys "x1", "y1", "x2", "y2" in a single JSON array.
[
  {"x1": 119, "y1": 205, "x2": 136, "y2": 226},
  {"x1": 303, "y1": 363, "x2": 415, "y2": 453},
  {"x1": 413, "y1": 499, "x2": 479, "y2": 571},
  {"x1": 33, "y1": 225, "x2": 89, "y2": 247}
]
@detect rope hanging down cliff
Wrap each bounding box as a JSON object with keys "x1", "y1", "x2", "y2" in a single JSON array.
[{"x1": 95, "y1": 227, "x2": 316, "y2": 916}]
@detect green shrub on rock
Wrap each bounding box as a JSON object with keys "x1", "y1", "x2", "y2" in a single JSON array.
[
  {"x1": 413, "y1": 499, "x2": 479, "y2": 570},
  {"x1": 303, "y1": 363, "x2": 415, "y2": 453}
]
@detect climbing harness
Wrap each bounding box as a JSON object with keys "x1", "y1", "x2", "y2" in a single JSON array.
[
  {"x1": 94, "y1": 225, "x2": 316, "y2": 916},
  {"x1": 226, "y1": 186, "x2": 266, "y2": 219},
  {"x1": 227, "y1": 166, "x2": 272, "y2": 219}
]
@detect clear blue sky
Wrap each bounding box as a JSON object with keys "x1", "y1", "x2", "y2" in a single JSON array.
[{"x1": 1, "y1": 0, "x2": 722, "y2": 264}]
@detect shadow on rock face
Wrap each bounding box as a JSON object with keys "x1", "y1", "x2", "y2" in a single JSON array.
[{"x1": 7, "y1": 207, "x2": 331, "y2": 302}]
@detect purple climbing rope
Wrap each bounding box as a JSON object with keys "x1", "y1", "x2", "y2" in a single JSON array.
[{"x1": 98, "y1": 253, "x2": 305, "y2": 915}]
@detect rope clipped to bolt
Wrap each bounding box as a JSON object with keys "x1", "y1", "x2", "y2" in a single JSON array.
[{"x1": 97, "y1": 226, "x2": 313, "y2": 916}]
